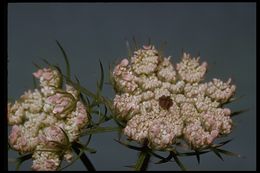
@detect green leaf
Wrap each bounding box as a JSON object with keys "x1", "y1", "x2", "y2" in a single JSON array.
[
  {"x1": 73, "y1": 142, "x2": 97, "y2": 153},
  {"x1": 82, "y1": 146, "x2": 97, "y2": 154},
  {"x1": 32, "y1": 76, "x2": 37, "y2": 89},
  {"x1": 41, "y1": 58, "x2": 52, "y2": 66},
  {"x1": 194, "y1": 150, "x2": 201, "y2": 164},
  {"x1": 216, "y1": 148, "x2": 241, "y2": 158},
  {"x1": 205, "y1": 139, "x2": 233, "y2": 149},
  {"x1": 216, "y1": 139, "x2": 233, "y2": 147},
  {"x1": 178, "y1": 150, "x2": 210, "y2": 157},
  {"x1": 16, "y1": 153, "x2": 33, "y2": 171},
  {"x1": 83, "y1": 126, "x2": 121, "y2": 135},
  {"x1": 71, "y1": 144, "x2": 96, "y2": 171},
  {"x1": 155, "y1": 151, "x2": 173, "y2": 164},
  {"x1": 125, "y1": 40, "x2": 132, "y2": 58},
  {"x1": 149, "y1": 151, "x2": 168, "y2": 160},
  {"x1": 211, "y1": 148, "x2": 224, "y2": 161},
  {"x1": 74, "y1": 142, "x2": 97, "y2": 154},
  {"x1": 58, "y1": 127, "x2": 70, "y2": 146},
  {"x1": 65, "y1": 77, "x2": 96, "y2": 98},
  {"x1": 59, "y1": 148, "x2": 84, "y2": 171},
  {"x1": 75, "y1": 77, "x2": 92, "y2": 120},
  {"x1": 74, "y1": 76, "x2": 90, "y2": 110},
  {"x1": 80, "y1": 93, "x2": 89, "y2": 108},
  {"x1": 97, "y1": 60, "x2": 104, "y2": 92},
  {"x1": 104, "y1": 105, "x2": 108, "y2": 117},
  {"x1": 73, "y1": 75, "x2": 81, "y2": 87},
  {"x1": 16, "y1": 161, "x2": 22, "y2": 171},
  {"x1": 46, "y1": 140, "x2": 68, "y2": 149},
  {"x1": 231, "y1": 109, "x2": 249, "y2": 117},
  {"x1": 132, "y1": 36, "x2": 139, "y2": 51},
  {"x1": 226, "y1": 95, "x2": 245, "y2": 104},
  {"x1": 110, "y1": 113, "x2": 126, "y2": 129},
  {"x1": 93, "y1": 106, "x2": 111, "y2": 125},
  {"x1": 16, "y1": 153, "x2": 33, "y2": 162},
  {"x1": 71, "y1": 141, "x2": 83, "y2": 148},
  {"x1": 35, "y1": 148, "x2": 62, "y2": 153},
  {"x1": 32, "y1": 62, "x2": 42, "y2": 69},
  {"x1": 114, "y1": 139, "x2": 143, "y2": 151},
  {"x1": 85, "y1": 134, "x2": 92, "y2": 146},
  {"x1": 85, "y1": 95, "x2": 91, "y2": 106},
  {"x1": 56, "y1": 40, "x2": 71, "y2": 81}
]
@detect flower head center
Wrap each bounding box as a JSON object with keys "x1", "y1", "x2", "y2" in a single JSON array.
[{"x1": 159, "y1": 95, "x2": 173, "y2": 110}]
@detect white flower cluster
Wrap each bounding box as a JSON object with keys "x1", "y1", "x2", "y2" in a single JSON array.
[
  {"x1": 8, "y1": 67, "x2": 89, "y2": 171},
  {"x1": 113, "y1": 45, "x2": 236, "y2": 150}
]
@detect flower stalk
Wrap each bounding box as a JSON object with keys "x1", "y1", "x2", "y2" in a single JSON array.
[
  {"x1": 72, "y1": 143, "x2": 96, "y2": 171},
  {"x1": 135, "y1": 142, "x2": 151, "y2": 171}
]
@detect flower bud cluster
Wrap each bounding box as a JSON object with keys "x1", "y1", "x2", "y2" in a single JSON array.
[{"x1": 8, "y1": 67, "x2": 89, "y2": 171}]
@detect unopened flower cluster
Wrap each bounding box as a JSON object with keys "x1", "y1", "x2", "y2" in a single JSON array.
[
  {"x1": 113, "y1": 45, "x2": 236, "y2": 150},
  {"x1": 8, "y1": 67, "x2": 89, "y2": 171}
]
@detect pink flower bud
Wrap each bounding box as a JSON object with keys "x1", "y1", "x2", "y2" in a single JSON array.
[
  {"x1": 211, "y1": 130, "x2": 219, "y2": 138},
  {"x1": 143, "y1": 45, "x2": 152, "y2": 50},
  {"x1": 123, "y1": 73, "x2": 133, "y2": 81},
  {"x1": 33, "y1": 69, "x2": 43, "y2": 78},
  {"x1": 45, "y1": 160, "x2": 57, "y2": 170},
  {"x1": 42, "y1": 71, "x2": 53, "y2": 80},
  {"x1": 9, "y1": 125, "x2": 21, "y2": 145},
  {"x1": 53, "y1": 106, "x2": 64, "y2": 114},
  {"x1": 223, "y1": 108, "x2": 231, "y2": 116},
  {"x1": 149, "y1": 123, "x2": 160, "y2": 135},
  {"x1": 75, "y1": 114, "x2": 86, "y2": 126},
  {"x1": 60, "y1": 100, "x2": 69, "y2": 106},
  {"x1": 201, "y1": 62, "x2": 208, "y2": 68},
  {"x1": 120, "y1": 58, "x2": 129, "y2": 67},
  {"x1": 113, "y1": 65, "x2": 122, "y2": 76},
  {"x1": 20, "y1": 136, "x2": 27, "y2": 146},
  {"x1": 207, "y1": 130, "x2": 219, "y2": 144},
  {"x1": 47, "y1": 94, "x2": 59, "y2": 103},
  {"x1": 37, "y1": 134, "x2": 47, "y2": 143}
]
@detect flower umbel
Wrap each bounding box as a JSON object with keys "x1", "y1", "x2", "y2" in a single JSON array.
[
  {"x1": 113, "y1": 45, "x2": 236, "y2": 150},
  {"x1": 8, "y1": 67, "x2": 89, "y2": 171}
]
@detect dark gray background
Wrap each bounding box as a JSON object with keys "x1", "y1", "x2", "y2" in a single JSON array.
[{"x1": 8, "y1": 3, "x2": 256, "y2": 171}]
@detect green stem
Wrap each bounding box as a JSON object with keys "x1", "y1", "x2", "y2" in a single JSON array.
[
  {"x1": 72, "y1": 144, "x2": 96, "y2": 171},
  {"x1": 134, "y1": 144, "x2": 151, "y2": 171},
  {"x1": 172, "y1": 151, "x2": 187, "y2": 171}
]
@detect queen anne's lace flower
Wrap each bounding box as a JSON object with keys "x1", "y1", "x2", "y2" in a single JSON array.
[
  {"x1": 8, "y1": 67, "x2": 89, "y2": 171},
  {"x1": 113, "y1": 45, "x2": 236, "y2": 149}
]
